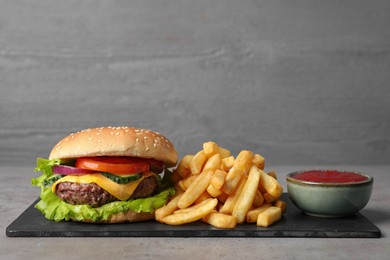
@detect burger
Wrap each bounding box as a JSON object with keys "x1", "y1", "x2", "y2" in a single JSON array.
[{"x1": 32, "y1": 126, "x2": 178, "y2": 223}]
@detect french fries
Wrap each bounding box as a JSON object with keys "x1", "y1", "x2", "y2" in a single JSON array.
[
  {"x1": 256, "y1": 206, "x2": 282, "y2": 227},
  {"x1": 252, "y1": 154, "x2": 265, "y2": 170},
  {"x1": 156, "y1": 141, "x2": 286, "y2": 229},
  {"x1": 175, "y1": 155, "x2": 193, "y2": 178},
  {"x1": 274, "y1": 199, "x2": 287, "y2": 213},
  {"x1": 202, "y1": 211, "x2": 237, "y2": 229},
  {"x1": 219, "y1": 176, "x2": 247, "y2": 214},
  {"x1": 203, "y1": 153, "x2": 222, "y2": 171},
  {"x1": 178, "y1": 169, "x2": 214, "y2": 209},
  {"x1": 259, "y1": 169, "x2": 283, "y2": 199},
  {"x1": 155, "y1": 193, "x2": 183, "y2": 222},
  {"x1": 210, "y1": 169, "x2": 227, "y2": 190},
  {"x1": 232, "y1": 166, "x2": 261, "y2": 224},
  {"x1": 221, "y1": 156, "x2": 234, "y2": 171},
  {"x1": 190, "y1": 150, "x2": 207, "y2": 175},
  {"x1": 162, "y1": 198, "x2": 218, "y2": 225},
  {"x1": 246, "y1": 203, "x2": 271, "y2": 223},
  {"x1": 223, "y1": 150, "x2": 253, "y2": 195}
]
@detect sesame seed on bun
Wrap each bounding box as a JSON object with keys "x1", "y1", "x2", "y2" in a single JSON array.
[{"x1": 49, "y1": 126, "x2": 178, "y2": 167}]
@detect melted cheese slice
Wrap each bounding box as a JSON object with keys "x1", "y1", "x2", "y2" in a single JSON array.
[{"x1": 52, "y1": 171, "x2": 156, "y2": 201}]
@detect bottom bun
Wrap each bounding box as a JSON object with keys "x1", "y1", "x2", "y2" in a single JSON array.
[{"x1": 72, "y1": 211, "x2": 155, "y2": 224}]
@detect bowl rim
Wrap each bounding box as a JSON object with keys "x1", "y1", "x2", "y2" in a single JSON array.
[{"x1": 286, "y1": 169, "x2": 373, "y2": 186}]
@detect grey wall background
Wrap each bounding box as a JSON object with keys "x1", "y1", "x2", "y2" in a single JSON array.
[{"x1": 1, "y1": 0, "x2": 389, "y2": 167}]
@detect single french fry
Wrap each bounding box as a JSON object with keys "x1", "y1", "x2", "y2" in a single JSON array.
[
  {"x1": 233, "y1": 150, "x2": 254, "y2": 173},
  {"x1": 221, "y1": 156, "x2": 234, "y2": 171},
  {"x1": 207, "y1": 183, "x2": 222, "y2": 197},
  {"x1": 176, "y1": 154, "x2": 194, "y2": 178},
  {"x1": 219, "y1": 175, "x2": 247, "y2": 214},
  {"x1": 190, "y1": 150, "x2": 207, "y2": 175},
  {"x1": 252, "y1": 154, "x2": 265, "y2": 170},
  {"x1": 178, "y1": 169, "x2": 213, "y2": 209},
  {"x1": 223, "y1": 167, "x2": 244, "y2": 195},
  {"x1": 155, "y1": 193, "x2": 183, "y2": 222},
  {"x1": 162, "y1": 198, "x2": 218, "y2": 225},
  {"x1": 177, "y1": 181, "x2": 186, "y2": 192},
  {"x1": 174, "y1": 196, "x2": 211, "y2": 214},
  {"x1": 273, "y1": 200, "x2": 287, "y2": 213},
  {"x1": 202, "y1": 211, "x2": 237, "y2": 229},
  {"x1": 210, "y1": 169, "x2": 227, "y2": 190},
  {"x1": 203, "y1": 141, "x2": 220, "y2": 157},
  {"x1": 217, "y1": 146, "x2": 231, "y2": 158},
  {"x1": 223, "y1": 150, "x2": 253, "y2": 194},
  {"x1": 257, "y1": 206, "x2": 282, "y2": 227},
  {"x1": 203, "y1": 153, "x2": 222, "y2": 171},
  {"x1": 246, "y1": 203, "x2": 272, "y2": 223},
  {"x1": 232, "y1": 165, "x2": 261, "y2": 224},
  {"x1": 203, "y1": 141, "x2": 231, "y2": 158},
  {"x1": 259, "y1": 169, "x2": 283, "y2": 199}
]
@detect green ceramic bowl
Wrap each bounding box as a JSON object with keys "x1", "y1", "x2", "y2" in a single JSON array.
[{"x1": 286, "y1": 170, "x2": 373, "y2": 218}]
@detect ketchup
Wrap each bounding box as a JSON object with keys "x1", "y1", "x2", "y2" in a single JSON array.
[{"x1": 293, "y1": 170, "x2": 368, "y2": 183}]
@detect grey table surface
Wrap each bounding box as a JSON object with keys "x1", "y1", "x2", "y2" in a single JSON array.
[{"x1": 1, "y1": 165, "x2": 389, "y2": 260}]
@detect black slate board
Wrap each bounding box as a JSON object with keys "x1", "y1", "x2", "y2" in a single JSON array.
[{"x1": 6, "y1": 194, "x2": 381, "y2": 238}]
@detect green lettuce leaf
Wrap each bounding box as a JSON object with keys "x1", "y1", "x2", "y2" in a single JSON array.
[
  {"x1": 32, "y1": 158, "x2": 61, "y2": 188},
  {"x1": 35, "y1": 186, "x2": 175, "y2": 222},
  {"x1": 32, "y1": 158, "x2": 176, "y2": 222}
]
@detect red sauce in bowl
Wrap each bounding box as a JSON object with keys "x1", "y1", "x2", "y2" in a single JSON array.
[{"x1": 293, "y1": 170, "x2": 368, "y2": 183}]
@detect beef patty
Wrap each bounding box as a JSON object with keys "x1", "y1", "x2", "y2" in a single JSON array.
[{"x1": 56, "y1": 175, "x2": 158, "y2": 208}]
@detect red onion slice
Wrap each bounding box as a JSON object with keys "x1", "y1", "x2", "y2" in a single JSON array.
[{"x1": 53, "y1": 165, "x2": 97, "y2": 175}]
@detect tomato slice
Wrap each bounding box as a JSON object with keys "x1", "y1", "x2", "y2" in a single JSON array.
[{"x1": 75, "y1": 157, "x2": 151, "y2": 175}]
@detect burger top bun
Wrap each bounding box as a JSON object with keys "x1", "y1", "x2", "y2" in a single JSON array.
[{"x1": 49, "y1": 126, "x2": 178, "y2": 167}]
